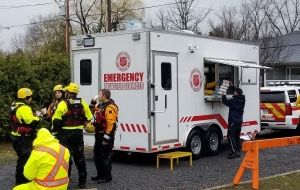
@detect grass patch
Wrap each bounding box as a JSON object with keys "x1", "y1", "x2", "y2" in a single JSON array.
[{"x1": 218, "y1": 171, "x2": 300, "y2": 190}]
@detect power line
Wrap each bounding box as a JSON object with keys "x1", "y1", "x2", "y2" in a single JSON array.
[
  {"x1": 0, "y1": 0, "x2": 213, "y2": 30},
  {"x1": 0, "y1": 1, "x2": 63, "y2": 10}
]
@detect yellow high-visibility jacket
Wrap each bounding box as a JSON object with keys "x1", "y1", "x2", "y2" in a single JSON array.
[
  {"x1": 11, "y1": 102, "x2": 40, "y2": 136},
  {"x1": 296, "y1": 95, "x2": 300, "y2": 108},
  {"x1": 13, "y1": 128, "x2": 70, "y2": 190},
  {"x1": 52, "y1": 98, "x2": 93, "y2": 130}
]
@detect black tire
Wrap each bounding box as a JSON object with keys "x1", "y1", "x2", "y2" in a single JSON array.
[
  {"x1": 186, "y1": 130, "x2": 203, "y2": 159},
  {"x1": 204, "y1": 127, "x2": 221, "y2": 155}
]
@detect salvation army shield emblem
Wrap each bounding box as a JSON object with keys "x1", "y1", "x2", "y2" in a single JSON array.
[
  {"x1": 116, "y1": 51, "x2": 131, "y2": 71},
  {"x1": 189, "y1": 68, "x2": 202, "y2": 92}
]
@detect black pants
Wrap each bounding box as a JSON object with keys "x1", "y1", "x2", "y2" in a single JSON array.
[
  {"x1": 94, "y1": 132, "x2": 114, "y2": 179},
  {"x1": 227, "y1": 123, "x2": 242, "y2": 154},
  {"x1": 58, "y1": 129, "x2": 87, "y2": 184},
  {"x1": 11, "y1": 135, "x2": 35, "y2": 185}
]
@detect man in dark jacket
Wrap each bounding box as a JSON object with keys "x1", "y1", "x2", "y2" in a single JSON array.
[{"x1": 222, "y1": 87, "x2": 245, "y2": 159}]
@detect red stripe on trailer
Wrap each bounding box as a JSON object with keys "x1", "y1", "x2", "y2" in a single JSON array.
[
  {"x1": 292, "y1": 118, "x2": 299, "y2": 125},
  {"x1": 162, "y1": 145, "x2": 170, "y2": 150},
  {"x1": 120, "y1": 123, "x2": 125, "y2": 131},
  {"x1": 120, "y1": 146, "x2": 130, "y2": 150},
  {"x1": 191, "y1": 114, "x2": 228, "y2": 129},
  {"x1": 180, "y1": 117, "x2": 185, "y2": 123},
  {"x1": 292, "y1": 107, "x2": 300, "y2": 111},
  {"x1": 125, "y1": 124, "x2": 131, "y2": 132},
  {"x1": 136, "y1": 124, "x2": 142, "y2": 133},
  {"x1": 187, "y1": 117, "x2": 192, "y2": 122},
  {"x1": 152, "y1": 147, "x2": 158, "y2": 151},
  {"x1": 240, "y1": 133, "x2": 244, "y2": 135},
  {"x1": 242, "y1": 121, "x2": 258, "y2": 126},
  {"x1": 131, "y1": 124, "x2": 136, "y2": 132},
  {"x1": 174, "y1": 143, "x2": 182, "y2": 147},
  {"x1": 142, "y1": 125, "x2": 147, "y2": 133},
  {"x1": 183, "y1": 117, "x2": 189, "y2": 122},
  {"x1": 136, "y1": 148, "x2": 146, "y2": 151}
]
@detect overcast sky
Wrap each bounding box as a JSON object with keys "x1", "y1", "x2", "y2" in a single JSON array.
[{"x1": 0, "y1": 0, "x2": 241, "y2": 51}]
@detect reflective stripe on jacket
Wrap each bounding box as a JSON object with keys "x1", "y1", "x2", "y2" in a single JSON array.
[{"x1": 34, "y1": 145, "x2": 69, "y2": 187}]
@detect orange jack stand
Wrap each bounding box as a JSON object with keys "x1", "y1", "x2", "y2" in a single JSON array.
[{"x1": 233, "y1": 141, "x2": 259, "y2": 189}]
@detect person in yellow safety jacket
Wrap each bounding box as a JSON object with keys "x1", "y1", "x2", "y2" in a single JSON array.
[
  {"x1": 13, "y1": 128, "x2": 70, "y2": 190},
  {"x1": 91, "y1": 89, "x2": 118, "y2": 183},
  {"x1": 46, "y1": 84, "x2": 65, "y2": 121},
  {"x1": 10, "y1": 88, "x2": 40, "y2": 186},
  {"x1": 52, "y1": 82, "x2": 93, "y2": 189}
]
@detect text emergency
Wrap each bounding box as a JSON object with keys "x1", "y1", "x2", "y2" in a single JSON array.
[{"x1": 103, "y1": 72, "x2": 144, "y2": 90}]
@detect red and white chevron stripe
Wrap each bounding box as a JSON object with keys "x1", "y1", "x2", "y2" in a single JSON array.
[{"x1": 119, "y1": 123, "x2": 147, "y2": 133}]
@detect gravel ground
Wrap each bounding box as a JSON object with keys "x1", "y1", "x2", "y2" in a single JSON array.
[{"x1": 2, "y1": 130, "x2": 300, "y2": 190}]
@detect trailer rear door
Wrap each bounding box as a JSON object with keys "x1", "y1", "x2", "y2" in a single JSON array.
[{"x1": 152, "y1": 52, "x2": 178, "y2": 144}]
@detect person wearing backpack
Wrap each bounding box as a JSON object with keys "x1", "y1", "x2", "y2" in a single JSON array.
[
  {"x1": 91, "y1": 89, "x2": 118, "y2": 183},
  {"x1": 52, "y1": 83, "x2": 93, "y2": 188},
  {"x1": 10, "y1": 88, "x2": 40, "y2": 186}
]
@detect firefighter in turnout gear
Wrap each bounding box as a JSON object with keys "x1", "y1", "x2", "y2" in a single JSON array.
[
  {"x1": 13, "y1": 128, "x2": 70, "y2": 190},
  {"x1": 10, "y1": 88, "x2": 40, "y2": 186},
  {"x1": 91, "y1": 89, "x2": 118, "y2": 183},
  {"x1": 52, "y1": 83, "x2": 93, "y2": 188}
]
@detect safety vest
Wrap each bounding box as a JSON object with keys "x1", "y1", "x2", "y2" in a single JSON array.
[
  {"x1": 34, "y1": 145, "x2": 69, "y2": 187},
  {"x1": 62, "y1": 98, "x2": 85, "y2": 126},
  {"x1": 10, "y1": 103, "x2": 32, "y2": 135},
  {"x1": 95, "y1": 100, "x2": 118, "y2": 132}
]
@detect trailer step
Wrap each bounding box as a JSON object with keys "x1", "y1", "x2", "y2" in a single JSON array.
[{"x1": 156, "y1": 151, "x2": 192, "y2": 171}]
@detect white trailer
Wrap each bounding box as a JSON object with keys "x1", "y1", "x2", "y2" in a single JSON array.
[{"x1": 70, "y1": 29, "x2": 264, "y2": 158}]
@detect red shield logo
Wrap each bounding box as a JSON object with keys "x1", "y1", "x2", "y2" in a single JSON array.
[
  {"x1": 193, "y1": 74, "x2": 199, "y2": 86},
  {"x1": 189, "y1": 68, "x2": 202, "y2": 92},
  {"x1": 116, "y1": 52, "x2": 131, "y2": 71}
]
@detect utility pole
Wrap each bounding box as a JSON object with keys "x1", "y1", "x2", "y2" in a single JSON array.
[
  {"x1": 106, "y1": 0, "x2": 112, "y2": 32},
  {"x1": 65, "y1": 0, "x2": 70, "y2": 53}
]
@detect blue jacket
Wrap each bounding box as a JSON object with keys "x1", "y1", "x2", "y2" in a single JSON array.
[{"x1": 222, "y1": 95, "x2": 245, "y2": 126}]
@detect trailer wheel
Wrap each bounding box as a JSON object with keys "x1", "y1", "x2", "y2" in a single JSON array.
[
  {"x1": 186, "y1": 130, "x2": 203, "y2": 159},
  {"x1": 205, "y1": 127, "x2": 221, "y2": 155}
]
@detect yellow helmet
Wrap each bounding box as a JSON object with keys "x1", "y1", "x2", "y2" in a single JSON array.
[
  {"x1": 17, "y1": 88, "x2": 33, "y2": 99},
  {"x1": 66, "y1": 83, "x2": 79, "y2": 94},
  {"x1": 53, "y1": 84, "x2": 64, "y2": 92},
  {"x1": 84, "y1": 122, "x2": 95, "y2": 133}
]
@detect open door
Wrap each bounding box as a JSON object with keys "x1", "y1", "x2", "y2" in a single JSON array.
[{"x1": 152, "y1": 52, "x2": 178, "y2": 144}]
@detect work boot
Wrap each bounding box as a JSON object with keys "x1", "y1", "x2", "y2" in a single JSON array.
[
  {"x1": 91, "y1": 175, "x2": 102, "y2": 181},
  {"x1": 97, "y1": 177, "x2": 112, "y2": 184}
]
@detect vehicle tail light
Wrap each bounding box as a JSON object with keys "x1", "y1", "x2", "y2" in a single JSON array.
[{"x1": 285, "y1": 103, "x2": 292, "y2": 115}]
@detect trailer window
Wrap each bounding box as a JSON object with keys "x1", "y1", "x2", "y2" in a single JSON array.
[
  {"x1": 204, "y1": 62, "x2": 236, "y2": 96},
  {"x1": 260, "y1": 91, "x2": 285, "y2": 103},
  {"x1": 288, "y1": 90, "x2": 297, "y2": 103},
  {"x1": 80, "y1": 59, "x2": 92, "y2": 85},
  {"x1": 161, "y1": 62, "x2": 172, "y2": 90}
]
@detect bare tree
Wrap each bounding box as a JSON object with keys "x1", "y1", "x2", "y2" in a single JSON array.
[
  {"x1": 209, "y1": 6, "x2": 248, "y2": 40},
  {"x1": 23, "y1": 14, "x2": 65, "y2": 53},
  {"x1": 10, "y1": 34, "x2": 25, "y2": 53},
  {"x1": 71, "y1": 0, "x2": 97, "y2": 34},
  {"x1": 164, "y1": 0, "x2": 210, "y2": 32},
  {"x1": 146, "y1": 8, "x2": 170, "y2": 30},
  {"x1": 70, "y1": 0, "x2": 143, "y2": 34},
  {"x1": 264, "y1": 0, "x2": 300, "y2": 35}
]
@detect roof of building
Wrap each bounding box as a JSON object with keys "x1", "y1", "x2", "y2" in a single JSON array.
[{"x1": 277, "y1": 31, "x2": 300, "y2": 65}]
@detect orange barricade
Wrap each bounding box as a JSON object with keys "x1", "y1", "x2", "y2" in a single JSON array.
[{"x1": 233, "y1": 136, "x2": 300, "y2": 189}]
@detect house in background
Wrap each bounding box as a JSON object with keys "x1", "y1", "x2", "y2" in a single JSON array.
[{"x1": 265, "y1": 31, "x2": 300, "y2": 86}]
